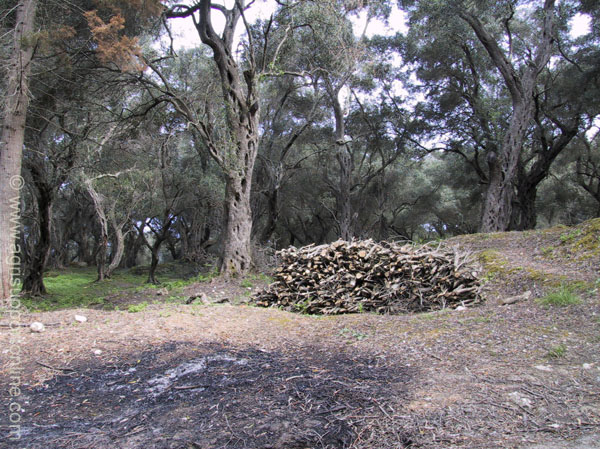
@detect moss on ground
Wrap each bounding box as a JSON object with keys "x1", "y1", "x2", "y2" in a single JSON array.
[
  {"x1": 478, "y1": 249, "x2": 524, "y2": 281},
  {"x1": 541, "y1": 218, "x2": 600, "y2": 262}
]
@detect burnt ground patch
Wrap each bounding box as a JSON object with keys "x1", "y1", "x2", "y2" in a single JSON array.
[{"x1": 5, "y1": 342, "x2": 413, "y2": 449}]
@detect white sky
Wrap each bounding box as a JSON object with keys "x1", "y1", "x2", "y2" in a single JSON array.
[
  {"x1": 570, "y1": 13, "x2": 592, "y2": 39},
  {"x1": 167, "y1": 2, "x2": 590, "y2": 49},
  {"x1": 166, "y1": 0, "x2": 407, "y2": 50}
]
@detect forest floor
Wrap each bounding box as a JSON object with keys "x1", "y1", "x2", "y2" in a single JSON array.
[{"x1": 1, "y1": 219, "x2": 600, "y2": 449}]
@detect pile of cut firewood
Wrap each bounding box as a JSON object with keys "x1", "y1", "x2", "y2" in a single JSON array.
[{"x1": 252, "y1": 239, "x2": 482, "y2": 315}]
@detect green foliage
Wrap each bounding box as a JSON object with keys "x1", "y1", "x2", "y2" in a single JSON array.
[
  {"x1": 537, "y1": 286, "x2": 582, "y2": 307},
  {"x1": 127, "y1": 301, "x2": 148, "y2": 313},
  {"x1": 546, "y1": 344, "x2": 567, "y2": 359}
]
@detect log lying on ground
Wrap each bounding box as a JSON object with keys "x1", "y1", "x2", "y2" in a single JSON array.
[{"x1": 252, "y1": 239, "x2": 482, "y2": 315}]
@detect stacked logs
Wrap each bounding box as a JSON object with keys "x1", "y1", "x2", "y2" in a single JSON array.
[{"x1": 252, "y1": 239, "x2": 482, "y2": 315}]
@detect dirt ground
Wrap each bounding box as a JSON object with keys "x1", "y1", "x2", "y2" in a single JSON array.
[{"x1": 1, "y1": 225, "x2": 599, "y2": 448}]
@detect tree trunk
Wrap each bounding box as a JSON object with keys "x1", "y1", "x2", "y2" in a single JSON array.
[
  {"x1": 85, "y1": 180, "x2": 110, "y2": 281},
  {"x1": 336, "y1": 146, "x2": 354, "y2": 240},
  {"x1": 147, "y1": 242, "x2": 161, "y2": 284},
  {"x1": 479, "y1": 100, "x2": 532, "y2": 232},
  {"x1": 76, "y1": 234, "x2": 94, "y2": 265},
  {"x1": 96, "y1": 233, "x2": 108, "y2": 282},
  {"x1": 0, "y1": 0, "x2": 38, "y2": 300},
  {"x1": 166, "y1": 236, "x2": 179, "y2": 260},
  {"x1": 106, "y1": 219, "x2": 126, "y2": 277},
  {"x1": 123, "y1": 228, "x2": 143, "y2": 268},
  {"x1": 220, "y1": 169, "x2": 254, "y2": 276},
  {"x1": 21, "y1": 185, "x2": 52, "y2": 296}
]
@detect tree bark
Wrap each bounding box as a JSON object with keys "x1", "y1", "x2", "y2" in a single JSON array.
[
  {"x1": 326, "y1": 79, "x2": 354, "y2": 240},
  {"x1": 336, "y1": 146, "x2": 354, "y2": 240},
  {"x1": 106, "y1": 218, "x2": 126, "y2": 277},
  {"x1": 220, "y1": 168, "x2": 254, "y2": 275},
  {"x1": 510, "y1": 179, "x2": 538, "y2": 231},
  {"x1": 259, "y1": 187, "x2": 279, "y2": 244},
  {"x1": 0, "y1": 0, "x2": 38, "y2": 300}
]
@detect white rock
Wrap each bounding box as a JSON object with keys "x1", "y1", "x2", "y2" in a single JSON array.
[
  {"x1": 582, "y1": 363, "x2": 593, "y2": 370},
  {"x1": 455, "y1": 306, "x2": 467, "y2": 311},
  {"x1": 74, "y1": 315, "x2": 87, "y2": 323},
  {"x1": 534, "y1": 365, "x2": 553, "y2": 372},
  {"x1": 30, "y1": 322, "x2": 45, "y2": 333},
  {"x1": 508, "y1": 391, "x2": 533, "y2": 408},
  {"x1": 93, "y1": 349, "x2": 102, "y2": 356}
]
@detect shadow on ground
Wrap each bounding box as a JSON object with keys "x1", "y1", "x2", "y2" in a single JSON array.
[{"x1": 9, "y1": 342, "x2": 413, "y2": 449}]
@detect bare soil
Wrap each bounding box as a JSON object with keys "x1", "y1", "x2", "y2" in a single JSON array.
[{"x1": 1, "y1": 225, "x2": 599, "y2": 448}]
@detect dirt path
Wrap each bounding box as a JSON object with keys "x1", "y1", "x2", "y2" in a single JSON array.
[{"x1": 1, "y1": 224, "x2": 599, "y2": 448}]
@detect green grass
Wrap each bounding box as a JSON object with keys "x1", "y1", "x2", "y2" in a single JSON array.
[
  {"x1": 536, "y1": 285, "x2": 582, "y2": 307},
  {"x1": 546, "y1": 344, "x2": 567, "y2": 359},
  {"x1": 127, "y1": 301, "x2": 149, "y2": 313},
  {"x1": 20, "y1": 263, "x2": 217, "y2": 312}
]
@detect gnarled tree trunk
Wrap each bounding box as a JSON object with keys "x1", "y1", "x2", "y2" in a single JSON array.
[{"x1": 220, "y1": 140, "x2": 257, "y2": 275}]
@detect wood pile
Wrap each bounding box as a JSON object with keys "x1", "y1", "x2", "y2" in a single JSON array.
[{"x1": 253, "y1": 239, "x2": 482, "y2": 315}]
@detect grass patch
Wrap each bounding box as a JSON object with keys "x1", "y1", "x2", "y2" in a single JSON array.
[
  {"x1": 546, "y1": 344, "x2": 567, "y2": 359},
  {"x1": 21, "y1": 263, "x2": 210, "y2": 312},
  {"x1": 537, "y1": 286, "x2": 582, "y2": 307},
  {"x1": 128, "y1": 301, "x2": 149, "y2": 313}
]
